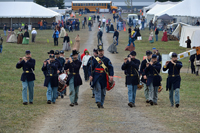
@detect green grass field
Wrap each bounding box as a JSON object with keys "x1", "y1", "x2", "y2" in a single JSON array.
[{"x1": 0, "y1": 13, "x2": 199, "y2": 133}]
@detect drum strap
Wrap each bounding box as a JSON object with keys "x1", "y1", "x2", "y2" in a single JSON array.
[{"x1": 95, "y1": 57, "x2": 109, "y2": 76}]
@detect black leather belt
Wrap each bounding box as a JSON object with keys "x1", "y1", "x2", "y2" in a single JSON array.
[
  {"x1": 168, "y1": 74, "x2": 180, "y2": 77},
  {"x1": 126, "y1": 74, "x2": 135, "y2": 76},
  {"x1": 46, "y1": 74, "x2": 58, "y2": 76},
  {"x1": 148, "y1": 74, "x2": 158, "y2": 76},
  {"x1": 23, "y1": 71, "x2": 33, "y2": 73},
  {"x1": 70, "y1": 73, "x2": 79, "y2": 75}
]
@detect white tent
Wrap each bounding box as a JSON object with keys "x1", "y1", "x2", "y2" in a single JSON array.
[
  {"x1": 0, "y1": 2, "x2": 62, "y2": 28},
  {"x1": 191, "y1": 30, "x2": 200, "y2": 47},
  {"x1": 154, "y1": 0, "x2": 200, "y2": 25},
  {"x1": 179, "y1": 26, "x2": 200, "y2": 48},
  {"x1": 146, "y1": 3, "x2": 177, "y2": 24},
  {"x1": 171, "y1": 22, "x2": 191, "y2": 38},
  {"x1": 143, "y1": 1, "x2": 179, "y2": 17}
]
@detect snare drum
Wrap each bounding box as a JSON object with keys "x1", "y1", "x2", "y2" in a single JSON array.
[{"x1": 58, "y1": 73, "x2": 68, "y2": 92}]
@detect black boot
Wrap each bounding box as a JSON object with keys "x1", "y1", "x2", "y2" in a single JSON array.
[{"x1": 196, "y1": 71, "x2": 199, "y2": 76}]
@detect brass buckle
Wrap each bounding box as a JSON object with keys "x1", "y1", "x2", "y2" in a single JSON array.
[
  {"x1": 172, "y1": 75, "x2": 175, "y2": 77},
  {"x1": 100, "y1": 70, "x2": 104, "y2": 73},
  {"x1": 50, "y1": 74, "x2": 53, "y2": 76},
  {"x1": 131, "y1": 74, "x2": 134, "y2": 76},
  {"x1": 26, "y1": 71, "x2": 29, "y2": 73},
  {"x1": 73, "y1": 73, "x2": 76, "y2": 75},
  {"x1": 154, "y1": 74, "x2": 157, "y2": 76}
]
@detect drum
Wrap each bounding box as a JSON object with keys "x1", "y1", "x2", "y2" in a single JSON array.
[
  {"x1": 137, "y1": 81, "x2": 144, "y2": 90},
  {"x1": 58, "y1": 73, "x2": 68, "y2": 92}
]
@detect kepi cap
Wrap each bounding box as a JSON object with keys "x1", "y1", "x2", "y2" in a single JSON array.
[
  {"x1": 130, "y1": 51, "x2": 136, "y2": 56},
  {"x1": 48, "y1": 50, "x2": 54, "y2": 54},
  {"x1": 54, "y1": 50, "x2": 60, "y2": 55},
  {"x1": 25, "y1": 50, "x2": 31, "y2": 54},
  {"x1": 152, "y1": 54, "x2": 157, "y2": 58}
]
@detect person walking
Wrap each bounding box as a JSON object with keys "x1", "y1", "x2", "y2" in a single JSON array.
[
  {"x1": 31, "y1": 28, "x2": 37, "y2": 42},
  {"x1": 0, "y1": 34, "x2": 3, "y2": 53},
  {"x1": 16, "y1": 50, "x2": 35, "y2": 105},
  {"x1": 22, "y1": 29, "x2": 30, "y2": 44},
  {"x1": 3, "y1": 24, "x2": 7, "y2": 36},
  {"x1": 185, "y1": 36, "x2": 191, "y2": 49},
  {"x1": 140, "y1": 50, "x2": 152, "y2": 103},
  {"x1": 149, "y1": 29, "x2": 154, "y2": 43},
  {"x1": 81, "y1": 50, "x2": 91, "y2": 81},
  {"x1": 145, "y1": 54, "x2": 161, "y2": 106},
  {"x1": 42, "y1": 54, "x2": 61, "y2": 104},
  {"x1": 43, "y1": 20, "x2": 47, "y2": 30},
  {"x1": 121, "y1": 51, "x2": 140, "y2": 108},
  {"x1": 107, "y1": 36, "x2": 118, "y2": 54},
  {"x1": 17, "y1": 28, "x2": 23, "y2": 44},
  {"x1": 88, "y1": 45, "x2": 114, "y2": 108},
  {"x1": 161, "y1": 30, "x2": 168, "y2": 42},
  {"x1": 97, "y1": 28, "x2": 103, "y2": 44},
  {"x1": 40, "y1": 20, "x2": 43, "y2": 30},
  {"x1": 163, "y1": 53, "x2": 182, "y2": 108},
  {"x1": 88, "y1": 21, "x2": 92, "y2": 31},
  {"x1": 189, "y1": 54, "x2": 196, "y2": 74},
  {"x1": 73, "y1": 35, "x2": 80, "y2": 51},
  {"x1": 52, "y1": 28, "x2": 59, "y2": 46},
  {"x1": 63, "y1": 33, "x2": 71, "y2": 51},
  {"x1": 113, "y1": 29, "x2": 119, "y2": 46},
  {"x1": 155, "y1": 27, "x2": 159, "y2": 41},
  {"x1": 64, "y1": 50, "x2": 82, "y2": 107}
]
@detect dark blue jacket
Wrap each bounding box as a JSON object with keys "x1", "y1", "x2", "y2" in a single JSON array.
[
  {"x1": 163, "y1": 61, "x2": 182, "y2": 90},
  {"x1": 88, "y1": 56, "x2": 114, "y2": 89},
  {"x1": 64, "y1": 59, "x2": 82, "y2": 87},
  {"x1": 16, "y1": 58, "x2": 35, "y2": 82},
  {"x1": 145, "y1": 61, "x2": 161, "y2": 87},
  {"x1": 42, "y1": 60, "x2": 61, "y2": 87},
  {"x1": 139, "y1": 58, "x2": 151, "y2": 84},
  {"x1": 121, "y1": 58, "x2": 140, "y2": 86}
]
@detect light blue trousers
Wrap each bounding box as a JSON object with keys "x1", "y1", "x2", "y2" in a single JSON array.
[
  {"x1": 169, "y1": 85, "x2": 180, "y2": 106},
  {"x1": 69, "y1": 77, "x2": 80, "y2": 104},
  {"x1": 94, "y1": 80, "x2": 106, "y2": 106},
  {"x1": 148, "y1": 82, "x2": 159, "y2": 103},
  {"x1": 47, "y1": 82, "x2": 58, "y2": 103},
  {"x1": 22, "y1": 80, "x2": 34, "y2": 103},
  {"x1": 127, "y1": 85, "x2": 137, "y2": 103}
]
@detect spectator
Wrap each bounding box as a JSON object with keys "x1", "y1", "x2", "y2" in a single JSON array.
[
  {"x1": 43, "y1": 20, "x2": 47, "y2": 30},
  {"x1": 3, "y1": 24, "x2": 7, "y2": 36},
  {"x1": 0, "y1": 34, "x2": 3, "y2": 53},
  {"x1": 81, "y1": 50, "x2": 91, "y2": 81},
  {"x1": 155, "y1": 27, "x2": 159, "y2": 41},
  {"x1": 97, "y1": 28, "x2": 103, "y2": 44},
  {"x1": 185, "y1": 36, "x2": 191, "y2": 48},
  {"x1": 31, "y1": 28, "x2": 37, "y2": 42},
  {"x1": 52, "y1": 28, "x2": 59, "y2": 46}
]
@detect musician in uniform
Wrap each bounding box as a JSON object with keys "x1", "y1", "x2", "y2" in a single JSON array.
[
  {"x1": 121, "y1": 51, "x2": 140, "y2": 108},
  {"x1": 140, "y1": 50, "x2": 152, "y2": 103},
  {"x1": 16, "y1": 50, "x2": 35, "y2": 105},
  {"x1": 145, "y1": 55, "x2": 161, "y2": 105},
  {"x1": 42, "y1": 54, "x2": 61, "y2": 104},
  {"x1": 88, "y1": 45, "x2": 114, "y2": 108},
  {"x1": 64, "y1": 50, "x2": 82, "y2": 107},
  {"x1": 163, "y1": 53, "x2": 182, "y2": 108},
  {"x1": 55, "y1": 50, "x2": 65, "y2": 73},
  {"x1": 87, "y1": 49, "x2": 98, "y2": 98}
]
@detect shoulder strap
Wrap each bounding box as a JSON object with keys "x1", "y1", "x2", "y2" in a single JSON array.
[{"x1": 95, "y1": 57, "x2": 109, "y2": 76}]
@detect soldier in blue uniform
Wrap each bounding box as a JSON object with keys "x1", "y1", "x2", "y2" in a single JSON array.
[
  {"x1": 145, "y1": 54, "x2": 161, "y2": 106},
  {"x1": 16, "y1": 50, "x2": 35, "y2": 105},
  {"x1": 88, "y1": 45, "x2": 114, "y2": 108},
  {"x1": 87, "y1": 49, "x2": 98, "y2": 98},
  {"x1": 64, "y1": 50, "x2": 82, "y2": 107},
  {"x1": 42, "y1": 54, "x2": 61, "y2": 104},
  {"x1": 163, "y1": 53, "x2": 182, "y2": 108},
  {"x1": 140, "y1": 50, "x2": 152, "y2": 103},
  {"x1": 55, "y1": 50, "x2": 65, "y2": 73},
  {"x1": 121, "y1": 51, "x2": 140, "y2": 108}
]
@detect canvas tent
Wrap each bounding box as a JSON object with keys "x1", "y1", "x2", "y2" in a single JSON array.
[
  {"x1": 0, "y1": 2, "x2": 62, "y2": 29},
  {"x1": 179, "y1": 26, "x2": 200, "y2": 48},
  {"x1": 171, "y1": 22, "x2": 191, "y2": 38},
  {"x1": 191, "y1": 30, "x2": 200, "y2": 47},
  {"x1": 157, "y1": 14, "x2": 174, "y2": 20},
  {"x1": 146, "y1": 3, "x2": 177, "y2": 24},
  {"x1": 154, "y1": 0, "x2": 200, "y2": 25}
]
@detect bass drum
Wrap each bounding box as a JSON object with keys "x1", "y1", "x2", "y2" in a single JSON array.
[{"x1": 58, "y1": 73, "x2": 68, "y2": 92}]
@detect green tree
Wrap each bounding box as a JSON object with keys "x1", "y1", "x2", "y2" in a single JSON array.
[
  {"x1": 155, "y1": 0, "x2": 182, "y2": 2},
  {"x1": 125, "y1": 0, "x2": 131, "y2": 9},
  {"x1": 34, "y1": 0, "x2": 65, "y2": 9}
]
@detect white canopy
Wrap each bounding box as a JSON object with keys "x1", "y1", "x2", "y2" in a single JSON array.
[
  {"x1": 0, "y1": 2, "x2": 61, "y2": 18},
  {"x1": 143, "y1": 1, "x2": 179, "y2": 17},
  {"x1": 155, "y1": 0, "x2": 200, "y2": 24},
  {"x1": 146, "y1": 3, "x2": 177, "y2": 24},
  {"x1": 179, "y1": 26, "x2": 200, "y2": 48},
  {"x1": 171, "y1": 22, "x2": 191, "y2": 38}
]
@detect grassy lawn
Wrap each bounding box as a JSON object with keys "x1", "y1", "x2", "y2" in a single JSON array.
[
  {"x1": 105, "y1": 18, "x2": 200, "y2": 133},
  {"x1": 0, "y1": 13, "x2": 199, "y2": 133},
  {"x1": 0, "y1": 15, "x2": 88, "y2": 133}
]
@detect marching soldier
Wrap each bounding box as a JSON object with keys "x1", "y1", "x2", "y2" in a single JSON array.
[
  {"x1": 16, "y1": 50, "x2": 35, "y2": 105},
  {"x1": 55, "y1": 50, "x2": 65, "y2": 73},
  {"x1": 42, "y1": 54, "x2": 61, "y2": 104},
  {"x1": 140, "y1": 50, "x2": 152, "y2": 103},
  {"x1": 88, "y1": 45, "x2": 114, "y2": 108},
  {"x1": 121, "y1": 51, "x2": 140, "y2": 108},
  {"x1": 145, "y1": 54, "x2": 161, "y2": 106},
  {"x1": 64, "y1": 50, "x2": 82, "y2": 107},
  {"x1": 163, "y1": 53, "x2": 182, "y2": 108},
  {"x1": 87, "y1": 49, "x2": 98, "y2": 98}
]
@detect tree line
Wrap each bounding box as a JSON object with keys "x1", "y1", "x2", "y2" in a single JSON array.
[{"x1": 34, "y1": 0, "x2": 65, "y2": 9}]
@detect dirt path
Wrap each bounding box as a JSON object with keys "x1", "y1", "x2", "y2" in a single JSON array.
[{"x1": 29, "y1": 14, "x2": 170, "y2": 133}]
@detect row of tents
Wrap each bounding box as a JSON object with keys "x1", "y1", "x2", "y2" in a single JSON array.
[{"x1": 144, "y1": 0, "x2": 200, "y2": 25}]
